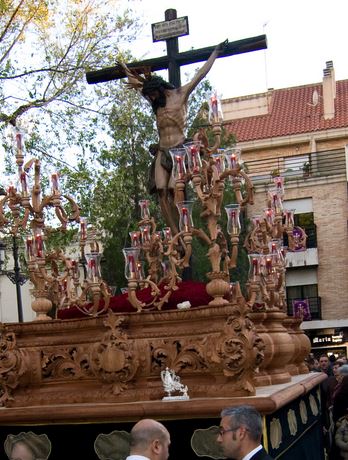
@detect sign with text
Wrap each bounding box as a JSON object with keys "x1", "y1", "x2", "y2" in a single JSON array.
[
  {"x1": 311, "y1": 331, "x2": 345, "y2": 346},
  {"x1": 152, "y1": 16, "x2": 189, "y2": 42}
]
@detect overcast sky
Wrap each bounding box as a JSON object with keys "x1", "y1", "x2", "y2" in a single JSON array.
[{"x1": 123, "y1": 0, "x2": 348, "y2": 99}]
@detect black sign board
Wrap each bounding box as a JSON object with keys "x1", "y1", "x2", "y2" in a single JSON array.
[
  {"x1": 152, "y1": 16, "x2": 189, "y2": 42},
  {"x1": 311, "y1": 331, "x2": 345, "y2": 346}
]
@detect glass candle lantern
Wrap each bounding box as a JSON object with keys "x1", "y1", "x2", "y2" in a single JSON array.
[
  {"x1": 252, "y1": 215, "x2": 263, "y2": 229},
  {"x1": 14, "y1": 129, "x2": 24, "y2": 154},
  {"x1": 24, "y1": 235, "x2": 34, "y2": 261},
  {"x1": 129, "y1": 231, "x2": 141, "y2": 247},
  {"x1": 34, "y1": 230, "x2": 44, "y2": 258},
  {"x1": 122, "y1": 247, "x2": 141, "y2": 280},
  {"x1": 264, "y1": 208, "x2": 274, "y2": 226},
  {"x1": 268, "y1": 239, "x2": 282, "y2": 264},
  {"x1": 169, "y1": 148, "x2": 187, "y2": 180},
  {"x1": 184, "y1": 141, "x2": 202, "y2": 174},
  {"x1": 162, "y1": 227, "x2": 172, "y2": 241},
  {"x1": 80, "y1": 217, "x2": 87, "y2": 241},
  {"x1": 20, "y1": 172, "x2": 28, "y2": 195},
  {"x1": 139, "y1": 199, "x2": 150, "y2": 219},
  {"x1": 85, "y1": 252, "x2": 102, "y2": 282},
  {"x1": 51, "y1": 173, "x2": 59, "y2": 194},
  {"x1": 70, "y1": 259, "x2": 80, "y2": 280},
  {"x1": 140, "y1": 224, "x2": 151, "y2": 244},
  {"x1": 269, "y1": 189, "x2": 283, "y2": 215},
  {"x1": 284, "y1": 209, "x2": 295, "y2": 228},
  {"x1": 225, "y1": 204, "x2": 241, "y2": 236},
  {"x1": 273, "y1": 176, "x2": 284, "y2": 197},
  {"x1": 224, "y1": 147, "x2": 241, "y2": 170},
  {"x1": 208, "y1": 92, "x2": 223, "y2": 123},
  {"x1": 176, "y1": 201, "x2": 194, "y2": 232},
  {"x1": 211, "y1": 150, "x2": 226, "y2": 175},
  {"x1": 248, "y1": 254, "x2": 263, "y2": 282}
]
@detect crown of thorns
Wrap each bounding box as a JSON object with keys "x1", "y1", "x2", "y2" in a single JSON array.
[{"x1": 142, "y1": 75, "x2": 175, "y2": 95}]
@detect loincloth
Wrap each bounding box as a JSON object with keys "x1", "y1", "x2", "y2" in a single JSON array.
[{"x1": 148, "y1": 145, "x2": 184, "y2": 194}]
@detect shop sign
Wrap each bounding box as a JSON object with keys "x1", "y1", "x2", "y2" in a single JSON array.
[{"x1": 311, "y1": 331, "x2": 344, "y2": 346}]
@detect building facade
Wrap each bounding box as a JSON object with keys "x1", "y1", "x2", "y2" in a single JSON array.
[{"x1": 222, "y1": 60, "x2": 348, "y2": 357}]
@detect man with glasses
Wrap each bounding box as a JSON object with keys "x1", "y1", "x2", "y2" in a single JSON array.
[{"x1": 217, "y1": 405, "x2": 273, "y2": 460}]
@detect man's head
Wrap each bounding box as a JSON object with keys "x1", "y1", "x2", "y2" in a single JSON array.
[
  {"x1": 129, "y1": 419, "x2": 170, "y2": 460},
  {"x1": 217, "y1": 405, "x2": 263, "y2": 460},
  {"x1": 318, "y1": 354, "x2": 330, "y2": 372},
  {"x1": 333, "y1": 359, "x2": 345, "y2": 376},
  {"x1": 10, "y1": 441, "x2": 35, "y2": 460},
  {"x1": 337, "y1": 364, "x2": 348, "y2": 383},
  {"x1": 142, "y1": 76, "x2": 174, "y2": 113}
]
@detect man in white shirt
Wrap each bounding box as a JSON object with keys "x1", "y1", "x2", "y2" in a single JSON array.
[
  {"x1": 217, "y1": 405, "x2": 273, "y2": 460},
  {"x1": 125, "y1": 419, "x2": 171, "y2": 460}
]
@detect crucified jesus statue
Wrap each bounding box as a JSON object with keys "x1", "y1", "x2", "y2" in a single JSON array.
[{"x1": 119, "y1": 40, "x2": 227, "y2": 234}]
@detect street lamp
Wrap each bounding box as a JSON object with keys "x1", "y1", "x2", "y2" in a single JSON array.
[{"x1": 0, "y1": 236, "x2": 27, "y2": 322}]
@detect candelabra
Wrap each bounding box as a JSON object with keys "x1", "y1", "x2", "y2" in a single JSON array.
[
  {"x1": 244, "y1": 176, "x2": 307, "y2": 310},
  {"x1": 0, "y1": 130, "x2": 110, "y2": 320},
  {"x1": 123, "y1": 91, "x2": 257, "y2": 311}
]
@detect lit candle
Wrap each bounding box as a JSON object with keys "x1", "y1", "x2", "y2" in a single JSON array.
[
  {"x1": 265, "y1": 257, "x2": 272, "y2": 274},
  {"x1": 89, "y1": 258, "x2": 97, "y2": 281},
  {"x1": 230, "y1": 153, "x2": 237, "y2": 169},
  {"x1": 80, "y1": 219, "x2": 87, "y2": 240},
  {"x1": 142, "y1": 226, "x2": 150, "y2": 243},
  {"x1": 130, "y1": 231, "x2": 140, "y2": 247},
  {"x1": 229, "y1": 209, "x2": 239, "y2": 235},
  {"x1": 182, "y1": 207, "x2": 189, "y2": 232},
  {"x1": 20, "y1": 172, "x2": 28, "y2": 194},
  {"x1": 128, "y1": 254, "x2": 136, "y2": 279},
  {"x1": 264, "y1": 208, "x2": 274, "y2": 225},
  {"x1": 26, "y1": 237, "x2": 34, "y2": 259},
  {"x1": 163, "y1": 227, "x2": 172, "y2": 240},
  {"x1": 190, "y1": 146, "x2": 199, "y2": 173},
  {"x1": 210, "y1": 94, "x2": 218, "y2": 122},
  {"x1": 252, "y1": 257, "x2": 260, "y2": 277},
  {"x1": 51, "y1": 173, "x2": 59, "y2": 193},
  {"x1": 35, "y1": 234, "x2": 43, "y2": 258},
  {"x1": 71, "y1": 259, "x2": 79, "y2": 278},
  {"x1": 16, "y1": 132, "x2": 23, "y2": 152},
  {"x1": 139, "y1": 199, "x2": 150, "y2": 219},
  {"x1": 176, "y1": 155, "x2": 184, "y2": 178}
]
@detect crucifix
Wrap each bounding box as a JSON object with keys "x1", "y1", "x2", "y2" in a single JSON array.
[
  {"x1": 86, "y1": 9, "x2": 267, "y2": 88},
  {"x1": 86, "y1": 9, "x2": 267, "y2": 235}
]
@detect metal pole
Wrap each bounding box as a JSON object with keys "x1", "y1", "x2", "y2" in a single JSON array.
[{"x1": 12, "y1": 235, "x2": 24, "y2": 322}]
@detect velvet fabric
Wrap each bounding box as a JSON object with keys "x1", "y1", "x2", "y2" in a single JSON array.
[{"x1": 57, "y1": 280, "x2": 213, "y2": 319}]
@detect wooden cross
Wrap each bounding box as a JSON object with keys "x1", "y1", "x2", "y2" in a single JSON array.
[{"x1": 86, "y1": 9, "x2": 267, "y2": 88}]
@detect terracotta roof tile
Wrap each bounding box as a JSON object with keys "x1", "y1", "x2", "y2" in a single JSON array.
[{"x1": 225, "y1": 80, "x2": 348, "y2": 142}]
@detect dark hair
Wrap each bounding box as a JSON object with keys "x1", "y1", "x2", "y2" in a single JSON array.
[
  {"x1": 141, "y1": 75, "x2": 175, "y2": 114},
  {"x1": 142, "y1": 75, "x2": 175, "y2": 95},
  {"x1": 221, "y1": 405, "x2": 262, "y2": 442}
]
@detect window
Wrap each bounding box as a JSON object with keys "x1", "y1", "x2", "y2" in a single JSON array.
[
  {"x1": 286, "y1": 284, "x2": 321, "y2": 320},
  {"x1": 294, "y1": 212, "x2": 317, "y2": 248}
]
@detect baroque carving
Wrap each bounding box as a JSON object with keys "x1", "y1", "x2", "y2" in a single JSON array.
[
  {"x1": 89, "y1": 313, "x2": 139, "y2": 394},
  {"x1": 151, "y1": 339, "x2": 209, "y2": 374},
  {"x1": 0, "y1": 325, "x2": 28, "y2": 406},
  {"x1": 42, "y1": 346, "x2": 92, "y2": 380},
  {"x1": 149, "y1": 302, "x2": 264, "y2": 396}
]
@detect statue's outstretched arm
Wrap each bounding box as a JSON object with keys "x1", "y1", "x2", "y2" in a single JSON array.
[{"x1": 181, "y1": 39, "x2": 228, "y2": 98}]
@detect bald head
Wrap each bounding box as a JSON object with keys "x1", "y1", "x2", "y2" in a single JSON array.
[{"x1": 130, "y1": 419, "x2": 170, "y2": 460}]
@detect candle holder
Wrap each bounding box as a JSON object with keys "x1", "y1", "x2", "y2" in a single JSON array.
[{"x1": 0, "y1": 129, "x2": 111, "y2": 319}]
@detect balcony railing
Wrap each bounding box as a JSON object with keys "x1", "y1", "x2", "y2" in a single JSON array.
[
  {"x1": 286, "y1": 296, "x2": 322, "y2": 320},
  {"x1": 244, "y1": 148, "x2": 346, "y2": 186}
]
